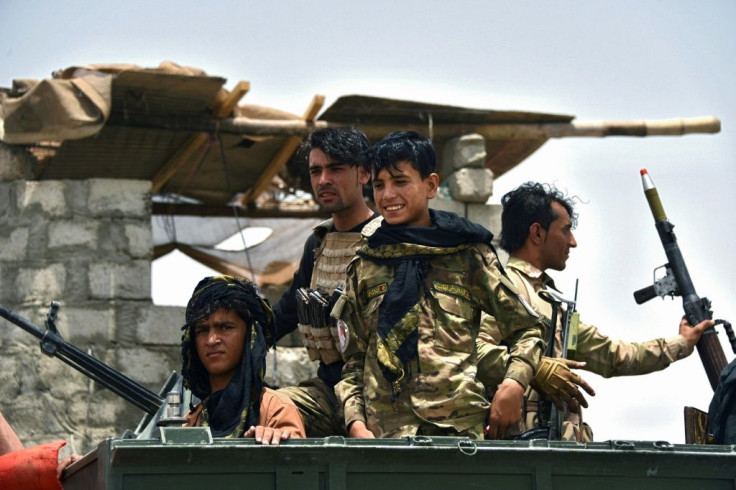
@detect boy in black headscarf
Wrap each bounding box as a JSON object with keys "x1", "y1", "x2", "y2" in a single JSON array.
[{"x1": 181, "y1": 275, "x2": 305, "y2": 444}]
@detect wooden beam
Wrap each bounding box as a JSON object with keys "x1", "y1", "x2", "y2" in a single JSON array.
[
  {"x1": 237, "y1": 95, "x2": 325, "y2": 205},
  {"x1": 151, "y1": 201, "x2": 328, "y2": 218},
  {"x1": 301, "y1": 95, "x2": 327, "y2": 121},
  {"x1": 218, "y1": 118, "x2": 328, "y2": 136},
  {"x1": 176, "y1": 244, "x2": 256, "y2": 279},
  {"x1": 153, "y1": 243, "x2": 177, "y2": 260},
  {"x1": 173, "y1": 243, "x2": 299, "y2": 287},
  {"x1": 150, "y1": 80, "x2": 251, "y2": 193},
  {"x1": 151, "y1": 133, "x2": 209, "y2": 193},
  {"x1": 107, "y1": 113, "x2": 329, "y2": 135},
  {"x1": 213, "y1": 81, "x2": 250, "y2": 118}
]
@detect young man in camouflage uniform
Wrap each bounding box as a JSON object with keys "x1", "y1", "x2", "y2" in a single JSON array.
[
  {"x1": 272, "y1": 126, "x2": 379, "y2": 437},
  {"x1": 333, "y1": 131, "x2": 548, "y2": 440},
  {"x1": 478, "y1": 181, "x2": 713, "y2": 441}
]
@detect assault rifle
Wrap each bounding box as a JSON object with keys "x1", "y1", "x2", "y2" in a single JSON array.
[
  {"x1": 515, "y1": 283, "x2": 580, "y2": 441},
  {"x1": 634, "y1": 169, "x2": 736, "y2": 390},
  {"x1": 0, "y1": 300, "x2": 185, "y2": 436},
  {"x1": 538, "y1": 284, "x2": 579, "y2": 440}
]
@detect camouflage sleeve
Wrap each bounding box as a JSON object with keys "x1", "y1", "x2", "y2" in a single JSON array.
[
  {"x1": 476, "y1": 312, "x2": 509, "y2": 389},
  {"x1": 575, "y1": 322, "x2": 692, "y2": 378},
  {"x1": 332, "y1": 263, "x2": 369, "y2": 430},
  {"x1": 475, "y1": 247, "x2": 546, "y2": 388}
]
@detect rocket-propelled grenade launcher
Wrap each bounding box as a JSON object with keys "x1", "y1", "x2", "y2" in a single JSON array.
[{"x1": 634, "y1": 169, "x2": 736, "y2": 390}]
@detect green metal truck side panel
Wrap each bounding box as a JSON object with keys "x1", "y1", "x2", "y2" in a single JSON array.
[{"x1": 62, "y1": 434, "x2": 736, "y2": 490}]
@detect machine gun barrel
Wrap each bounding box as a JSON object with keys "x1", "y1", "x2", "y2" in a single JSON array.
[
  {"x1": 0, "y1": 301, "x2": 164, "y2": 415},
  {"x1": 635, "y1": 169, "x2": 731, "y2": 390}
]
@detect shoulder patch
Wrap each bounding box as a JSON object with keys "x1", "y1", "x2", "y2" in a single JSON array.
[
  {"x1": 433, "y1": 281, "x2": 472, "y2": 301},
  {"x1": 364, "y1": 282, "x2": 388, "y2": 301},
  {"x1": 361, "y1": 216, "x2": 384, "y2": 238}
]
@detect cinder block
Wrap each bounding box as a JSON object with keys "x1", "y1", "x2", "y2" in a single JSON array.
[
  {"x1": 57, "y1": 306, "x2": 116, "y2": 343},
  {"x1": 48, "y1": 220, "x2": 99, "y2": 249},
  {"x1": 447, "y1": 167, "x2": 494, "y2": 203},
  {"x1": 0, "y1": 227, "x2": 28, "y2": 261},
  {"x1": 116, "y1": 347, "x2": 176, "y2": 385},
  {"x1": 88, "y1": 179, "x2": 151, "y2": 218},
  {"x1": 67, "y1": 396, "x2": 121, "y2": 427},
  {"x1": 124, "y1": 222, "x2": 153, "y2": 258},
  {"x1": 441, "y1": 133, "x2": 487, "y2": 173},
  {"x1": 16, "y1": 263, "x2": 66, "y2": 303},
  {"x1": 135, "y1": 304, "x2": 185, "y2": 345},
  {"x1": 88, "y1": 261, "x2": 151, "y2": 299},
  {"x1": 38, "y1": 355, "x2": 88, "y2": 399},
  {"x1": 16, "y1": 181, "x2": 68, "y2": 217}
]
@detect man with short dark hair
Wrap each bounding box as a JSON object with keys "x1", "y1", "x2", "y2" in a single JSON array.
[
  {"x1": 479, "y1": 181, "x2": 712, "y2": 440},
  {"x1": 272, "y1": 126, "x2": 379, "y2": 437},
  {"x1": 333, "y1": 131, "x2": 548, "y2": 440}
]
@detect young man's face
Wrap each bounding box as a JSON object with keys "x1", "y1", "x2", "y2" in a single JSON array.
[
  {"x1": 308, "y1": 148, "x2": 370, "y2": 215},
  {"x1": 194, "y1": 307, "x2": 247, "y2": 392},
  {"x1": 538, "y1": 201, "x2": 577, "y2": 271},
  {"x1": 372, "y1": 160, "x2": 438, "y2": 227}
]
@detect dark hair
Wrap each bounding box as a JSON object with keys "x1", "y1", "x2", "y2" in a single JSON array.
[
  {"x1": 500, "y1": 182, "x2": 578, "y2": 253},
  {"x1": 301, "y1": 126, "x2": 369, "y2": 169},
  {"x1": 366, "y1": 131, "x2": 436, "y2": 179}
]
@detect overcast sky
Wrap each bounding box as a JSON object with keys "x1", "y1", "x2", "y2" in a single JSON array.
[{"x1": 2, "y1": 0, "x2": 734, "y2": 443}]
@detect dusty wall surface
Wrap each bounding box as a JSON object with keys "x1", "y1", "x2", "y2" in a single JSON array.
[
  {"x1": 0, "y1": 177, "x2": 313, "y2": 454},
  {"x1": 0, "y1": 178, "x2": 179, "y2": 452}
]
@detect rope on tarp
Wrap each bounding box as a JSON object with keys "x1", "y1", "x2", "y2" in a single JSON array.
[
  {"x1": 216, "y1": 132, "x2": 256, "y2": 284},
  {"x1": 156, "y1": 136, "x2": 213, "y2": 251}
]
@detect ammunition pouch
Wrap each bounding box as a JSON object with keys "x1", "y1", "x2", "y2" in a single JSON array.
[{"x1": 295, "y1": 288, "x2": 342, "y2": 364}]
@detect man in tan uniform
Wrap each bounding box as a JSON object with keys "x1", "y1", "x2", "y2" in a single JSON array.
[{"x1": 478, "y1": 181, "x2": 713, "y2": 440}]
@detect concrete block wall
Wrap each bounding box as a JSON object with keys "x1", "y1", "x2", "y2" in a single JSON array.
[
  {"x1": 0, "y1": 178, "x2": 185, "y2": 453},
  {"x1": 0, "y1": 176, "x2": 328, "y2": 454}
]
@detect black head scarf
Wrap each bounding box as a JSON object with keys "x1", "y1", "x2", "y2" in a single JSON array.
[{"x1": 180, "y1": 275, "x2": 274, "y2": 438}]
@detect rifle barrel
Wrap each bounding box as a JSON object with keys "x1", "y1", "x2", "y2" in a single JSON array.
[{"x1": 0, "y1": 302, "x2": 163, "y2": 414}]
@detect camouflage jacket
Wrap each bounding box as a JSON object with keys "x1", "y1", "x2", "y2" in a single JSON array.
[
  {"x1": 478, "y1": 256, "x2": 692, "y2": 384},
  {"x1": 333, "y1": 229, "x2": 546, "y2": 439},
  {"x1": 477, "y1": 256, "x2": 693, "y2": 440}
]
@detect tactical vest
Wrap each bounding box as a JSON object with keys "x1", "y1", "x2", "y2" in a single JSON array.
[{"x1": 298, "y1": 219, "x2": 368, "y2": 365}]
